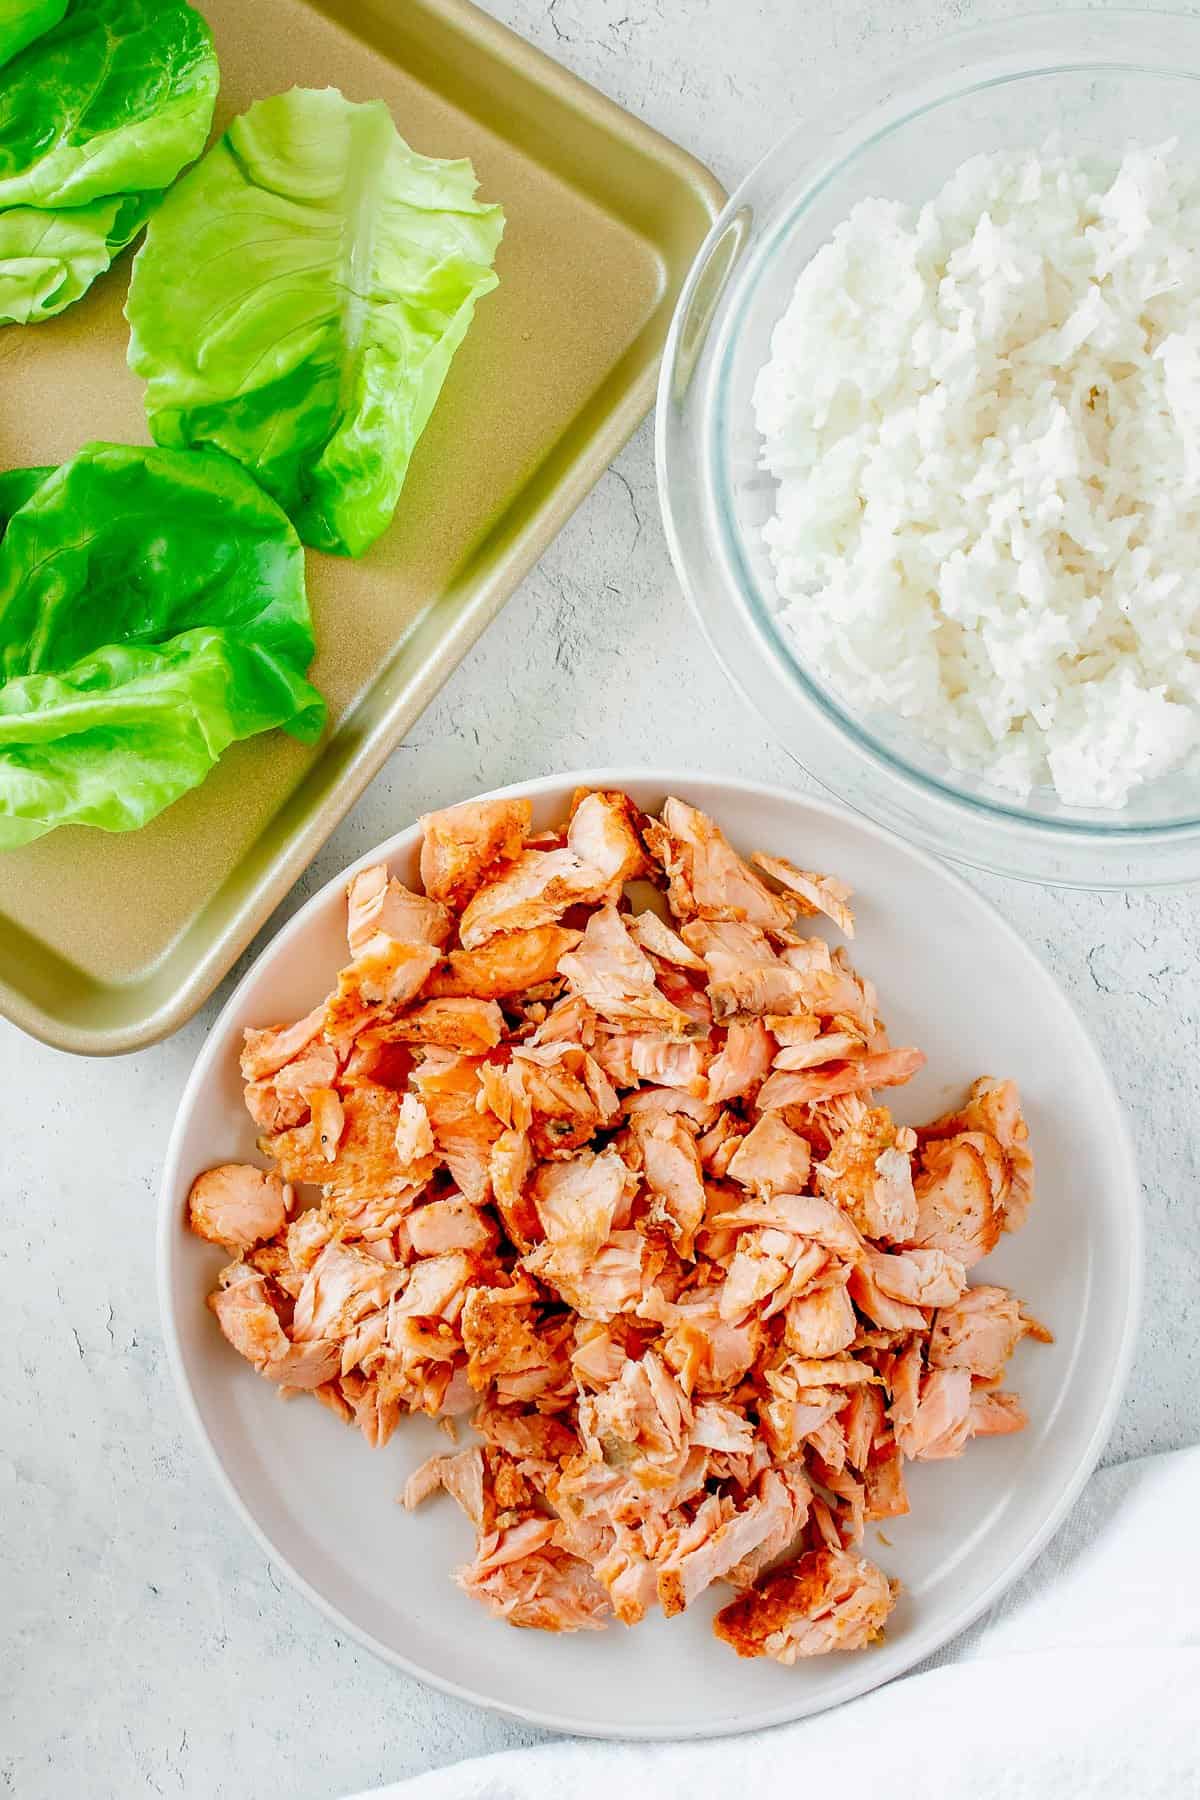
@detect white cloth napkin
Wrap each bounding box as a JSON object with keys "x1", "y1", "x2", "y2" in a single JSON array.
[{"x1": 349, "y1": 1446, "x2": 1200, "y2": 1800}]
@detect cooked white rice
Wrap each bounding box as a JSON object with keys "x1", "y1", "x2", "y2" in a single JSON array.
[{"x1": 754, "y1": 140, "x2": 1200, "y2": 808}]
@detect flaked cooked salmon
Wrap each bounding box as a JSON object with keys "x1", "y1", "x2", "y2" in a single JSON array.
[{"x1": 186, "y1": 788, "x2": 1049, "y2": 1665}]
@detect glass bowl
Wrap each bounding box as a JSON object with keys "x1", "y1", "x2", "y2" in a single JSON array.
[{"x1": 657, "y1": 9, "x2": 1200, "y2": 887}]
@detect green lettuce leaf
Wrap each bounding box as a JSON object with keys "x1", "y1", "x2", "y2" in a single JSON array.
[
  {"x1": 0, "y1": 0, "x2": 67, "y2": 67},
  {"x1": 0, "y1": 465, "x2": 54, "y2": 536},
  {"x1": 0, "y1": 190, "x2": 153, "y2": 323},
  {"x1": 0, "y1": 0, "x2": 218, "y2": 210},
  {"x1": 0, "y1": 443, "x2": 325, "y2": 848},
  {"x1": 125, "y1": 86, "x2": 504, "y2": 557}
]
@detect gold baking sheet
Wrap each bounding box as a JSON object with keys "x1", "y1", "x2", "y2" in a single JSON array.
[{"x1": 0, "y1": 0, "x2": 723, "y2": 1053}]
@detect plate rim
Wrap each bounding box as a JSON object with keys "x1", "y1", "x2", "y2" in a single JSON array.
[{"x1": 157, "y1": 766, "x2": 1143, "y2": 1739}]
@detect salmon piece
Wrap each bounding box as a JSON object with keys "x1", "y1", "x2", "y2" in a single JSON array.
[
  {"x1": 780, "y1": 1357, "x2": 878, "y2": 1389},
  {"x1": 689, "y1": 1399, "x2": 756, "y2": 1454},
  {"x1": 623, "y1": 1086, "x2": 718, "y2": 1130},
  {"x1": 408, "y1": 1196, "x2": 497, "y2": 1256},
  {"x1": 968, "y1": 1389, "x2": 1028, "y2": 1436},
  {"x1": 392, "y1": 1251, "x2": 474, "y2": 1324},
  {"x1": 428, "y1": 925, "x2": 583, "y2": 1000},
  {"x1": 532, "y1": 1146, "x2": 632, "y2": 1256},
  {"x1": 765, "y1": 1012, "x2": 822, "y2": 1047},
  {"x1": 784, "y1": 1284, "x2": 857, "y2": 1358},
  {"x1": 727, "y1": 1113, "x2": 812, "y2": 1195},
  {"x1": 652, "y1": 959, "x2": 714, "y2": 1030},
  {"x1": 291, "y1": 1239, "x2": 406, "y2": 1341},
  {"x1": 625, "y1": 909, "x2": 706, "y2": 971},
  {"x1": 579, "y1": 1349, "x2": 692, "y2": 1463},
  {"x1": 759, "y1": 1392, "x2": 842, "y2": 1462},
  {"x1": 474, "y1": 1403, "x2": 578, "y2": 1464},
  {"x1": 758, "y1": 1046, "x2": 925, "y2": 1111},
  {"x1": 510, "y1": 1043, "x2": 620, "y2": 1157},
  {"x1": 403, "y1": 1446, "x2": 487, "y2": 1525},
  {"x1": 863, "y1": 1439, "x2": 909, "y2": 1520},
  {"x1": 243, "y1": 1041, "x2": 340, "y2": 1133},
  {"x1": 869, "y1": 1247, "x2": 967, "y2": 1309},
  {"x1": 187, "y1": 1164, "x2": 291, "y2": 1253},
  {"x1": 393, "y1": 1092, "x2": 436, "y2": 1170},
  {"x1": 912, "y1": 1135, "x2": 1002, "y2": 1266},
  {"x1": 465, "y1": 1517, "x2": 558, "y2": 1575},
  {"x1": 529, "y1": 994, "x2": 597, "y2": 1048},
  {"x1": 338, "y1": 1370, "x2": 407, "y2": 1447},
  {"x1": 682, "y1": 920, "x2": 810, "y2": 1019},
  {"x1": 346, "y1": 865, "x2": 451, "y2": 956},
  {"x1": 285, "y1": 1207, "x2": 335, "y2": 1272},
  {"x1": 308, "y1": 1087, "x2": 344, "y2": 1163},
  {"x1": 658, "y1": 1488, "x2": 794, "y2": 1616},
  {"x1": 633, "y1": 1113, "x2": 707, "y2": 1257},
  {"x1": 324, "y1": 935, "x2": 440, "y2": 1053},
  {"x1": 887, "y1": 1334, "x2": 922, "y2": 1418},
  {"x1": 848, "y1": 1262, "x2": 926, "y2": 1332},
  {"x1": 718, "y1": 1241, "x2": 793, "y2": 1321},
  {"x1": 419, "y1": 797, "x2": 532, "y2": 909},
  {"x1": 724, "y1": 1465, "x2": 813, "y2": 1588},
  {"x1": 710, "y1": 1192, "x2": 864, "y2": 1259},
  {"x1": 457, "y1": 1539, "x2": 610, "y2": 1632},
  {"x1": 841, "y1": 1385, "x2": 885, "y2": 1473},
  {"x1": 293, "y1": 1238, "x2": 406, "y2": 1339},
  {"x1": 894, "y1": 1366, "x2": 973, "y2": 1460},
  {"x1": 410, "y1": 1054, "x2": 502, "y2": 1204},
  {"x1": 651, "y1": 798, "x2": 795, "y2": 930},
  {"x1": 929, "y1": 1283, "x2": 1048, "y2": 1380},
  {"x1": 638, "y1": 1287, "x2": 760, "y2": 1393},
  {"x1": 751, "y1": 853, "x2": 856, "y2": 937},
  {"x1": 459, "y1": 849, "x2": 611, "y2": 950},
  {"x1": 571, "y1": 1321, "x2": 628, "y2": 1390},
  {"x1": 706, "y1": 1020, "x2": 775, "y2": 1104},
  {"x1": 622, "y1": 1033, "x2": 711, "y2": 1095},
  {"x1": 799, "y1": 945, "x2": 881, "y2": 1032},
  {"x1": 240, "y1": 1005, "x2": 326, "y2": 1083},
  {"x1": 558, "y1": 905, "x2": 693, "y2": 1034},
  {"x1": 815, "y1": 1109, "x2": 918, "y2": 1241},
  {"x1": 460, "y1": 1281, "x2": 546, "y2": 1390},
  {"x1": 265, "y1": 1081, "x2": 415, "y2": 1199},
  {"x1": 713, "y1": 1545, "x2": 895, "y2": 1660},
  {"x1": 811, "y1": 1422, "x2": 853, "y2": 1487},
  {"x1": 477, "y1": 1059, "x2": 532, "y2": 1135},
  {"x1": 525, "y1": 1230, "x2": 662, "y2": 1321},
  {"x1": 566, "y1": 790, "x2": 647, "y2": 896},
  {"x1": 697, "y1": 1110, "x2": 741, "y2": 1176},
  {"x1": 382, "y1": 997, "x2": 505, "y2": 1053},
  {"x1": 489, "y1": 1129, "x2": 539, "y2": 1251},
  {"x1": 772, "y1": 1030, "x2": 864, "y2": 1071},
  {"x1": 209, "y1": 1265, "x2": 341, "y2": 1388},
  {"x1": 338, "y1": 1024, "x2": 415, "y2": 1090},
  {"x1": 921, "y1": 1077, "x2": 1035, "y2": 1230},
  {"x1": 591, "y1": 1031, "x2": 661, "y2": 1091},
  {"x1": 593, "y1": 1529, "x2": 659, "y2": 1626}
]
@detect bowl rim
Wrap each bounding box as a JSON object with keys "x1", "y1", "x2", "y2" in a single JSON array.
[
  {"x1": 657, "y1": 7, "x2": 1200, "y2": 886},
  {"x1": 157, "y1": 766, "x2": 1143, "y2": 1737}
]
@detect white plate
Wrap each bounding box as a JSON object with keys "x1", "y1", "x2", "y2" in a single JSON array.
[{"x1": 158, "y1": 770, "x2": 1141, "y2": 1738}]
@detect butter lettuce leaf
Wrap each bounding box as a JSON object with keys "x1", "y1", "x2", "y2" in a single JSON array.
[
  {"x1": 0, "y1": 443, "x2": 325, "y2": 848},
  {"x1": 0, "y1": 0, "x2": 218, "y2": 209},
  {"x1": 0, "y1": 190, "x2": 153, "y2": 323},
  {"x1": 0, "y1": 0, "x2": 67, "y2": 67},
  {"x1": 0, "y1": 465, "x2": 53, "y2": 536},
  {"x1": 125, "y1": 86, "x2": 505, "y2": 557}
]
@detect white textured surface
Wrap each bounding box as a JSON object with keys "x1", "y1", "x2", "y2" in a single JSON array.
[{"x1": 2, "y1": 2, "x2": 1198, "y2": 1796}]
